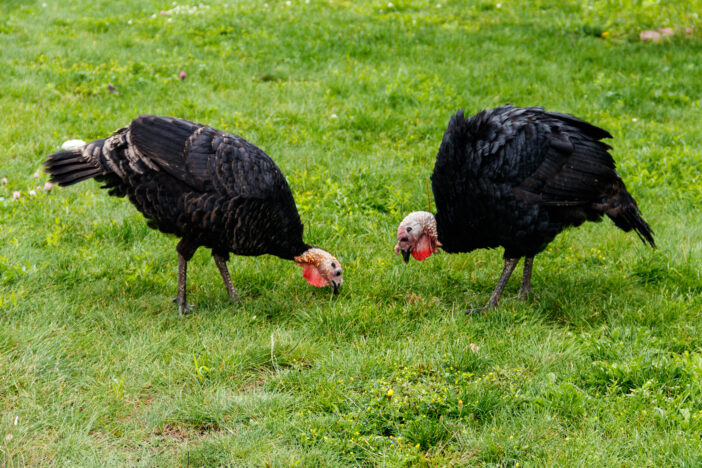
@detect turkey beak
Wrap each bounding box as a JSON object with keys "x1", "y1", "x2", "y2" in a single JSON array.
[
  {"x1": 401, "y1": 248, "x2": 411, "y2": 263},
  {"x1": 331, "y1": 281, "x2": 340, "y2": 296}
]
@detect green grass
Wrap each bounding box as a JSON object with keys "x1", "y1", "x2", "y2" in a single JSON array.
[{"x1": 1, "y1": 0, "x2": 701, "y2": 465}]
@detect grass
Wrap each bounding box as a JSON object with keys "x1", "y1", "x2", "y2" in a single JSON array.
[{"x1": 1, "y1": 0, "x2": 701, "y2": 465}]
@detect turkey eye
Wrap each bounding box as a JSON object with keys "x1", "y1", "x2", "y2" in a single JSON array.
[
  {"x1": 335, "y1": 271, "x2": 341, "y2": 276},
  {"x1": 401, "y1": 237, "x2": 409, "y2": 242},
  {"x1": 331, "y1": 262, "x2": 336, "y2": 269},
  {"x1": 406, "y1": 227, "x2": 412, "y2": 232}
]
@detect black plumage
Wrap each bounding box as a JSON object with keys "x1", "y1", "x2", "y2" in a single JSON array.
[
  {"x1": 398, "y1": 105, "x2": 654, "y2": 311},
  {"x1": 45, "y1": 115, "x2": 342, "y2": 314}
]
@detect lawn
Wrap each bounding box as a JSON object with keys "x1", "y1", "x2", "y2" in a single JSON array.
[{"x1": 1, "y1": 0, "x2": 701, "y2": 465}]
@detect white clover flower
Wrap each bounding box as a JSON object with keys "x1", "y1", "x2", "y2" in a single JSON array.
[{"x1": 62, "y1": 139, "x2": 86, "y2": 150}]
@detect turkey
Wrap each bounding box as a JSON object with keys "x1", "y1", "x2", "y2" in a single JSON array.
[
  {"x1": 45, "y1": 115, "x2": 343, "y2": 315},
  {"x1": 394, "y1": 105, "x2": 654, "y2": 312}
]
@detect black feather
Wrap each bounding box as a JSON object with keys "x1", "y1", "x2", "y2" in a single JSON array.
[
  {"x1": 44, "y1": 115, "x2": 312, "y2": 263},
  {"x1": 431, "y1": 105, "x2": 655, "y2": 257},
  {"x1": 44, "y1": 149, "x2": 102, "y2": 186}
]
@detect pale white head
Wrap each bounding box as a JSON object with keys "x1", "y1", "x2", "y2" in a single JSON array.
[
  {"x1": 394, "y1": 211, "x2": 442, "y2": 262},
  {"x1": 294, "y1": 247, "x2": 343, "y2": 294}
]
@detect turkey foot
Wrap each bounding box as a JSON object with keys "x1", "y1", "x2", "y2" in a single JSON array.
[{"x1": 173, "y1": 297, "x2": 196, "y2": 316}]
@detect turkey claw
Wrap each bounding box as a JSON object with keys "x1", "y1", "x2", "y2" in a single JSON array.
[
  {"x1": 178, "y1": 303, "x2": 195, "y2": 316},
  {"x1": 173, "y1": 297, "x2": 195, "y2": 316},
  {"x1": 464, "y1": 301, "x2": 498, "y2": 315}
]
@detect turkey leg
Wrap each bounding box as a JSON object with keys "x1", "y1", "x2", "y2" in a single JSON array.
[
  {"x1": 175, "y1": 252, "x2": 195, "y2": 315},
  {"x1": 518, "y1": 256, "x2": 534, "y2": 299},
  {"x1": 174, "y1": 239, "x2": 198, "y2": 315},
  {"x1": 466, "y1": 257, "x2": 519, "y2": 313},
  {"x1": 213, "y1": 254, "x2": 242, "y2": 305}
]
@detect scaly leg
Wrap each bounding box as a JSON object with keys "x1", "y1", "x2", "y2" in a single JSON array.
[
  {"x1": 466, "y1": 257, "x2": 519, "y2": 314},
  {"x1": 174, "y1": 252, "x2": 195, "y2": 315},
  {"x1": 213, "y1": 254, "x2": 242, "y2": 305},
  {"x1": 518, "y1": 256, "x2": 534, "y2": 299},
  {"x1": 174, "y1": 239, "x2": 198, "y2": 316}
]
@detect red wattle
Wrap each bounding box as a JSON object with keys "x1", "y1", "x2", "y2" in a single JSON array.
[
  {"x1": 411, "y1": 234, "x2": 435, "y2": 261},
  {"x1": 302, "y1": 264, "x2": 327, "y2": 287},
  {"x1": 411, "y1": 248, "x2": 433, "y2": 261}
]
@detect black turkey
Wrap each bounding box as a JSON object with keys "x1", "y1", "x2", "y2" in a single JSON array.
[
  {"x1": 45, "y1": 115, "x2": 343, "y2": 315},
  {"x1": 394, "y1": 105, "x2": 654, "y2": 312}
]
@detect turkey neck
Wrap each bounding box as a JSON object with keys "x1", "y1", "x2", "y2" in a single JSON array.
[
  {"x1": 277, "y1": 242, "x2": 314, "y2": 261},
  {"x1": 423, "y1": 212, "x2": 439, "y2": 241},
  {"x1": 434, "y1": 210, "x2": 482, "y2": 254}
]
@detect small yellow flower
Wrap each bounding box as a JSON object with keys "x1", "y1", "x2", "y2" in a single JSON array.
[
  {"x1": 387, "y1": 389, "x2": 394, "y2": 397},
  {"x1": 601, "y1": 31, "x2": 610, "y2": 38}
]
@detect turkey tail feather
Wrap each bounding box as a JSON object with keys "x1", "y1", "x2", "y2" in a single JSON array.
[
  {"x1": 44, "y1": 148, "x2": 102, "y2": 187},
  {"x1": 606, "y1": 189, "x2": 655, "y2": 248}
]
